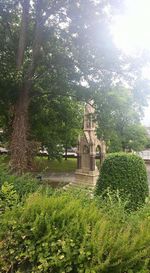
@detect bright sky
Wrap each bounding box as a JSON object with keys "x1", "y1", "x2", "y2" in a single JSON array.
[
  {"x1": 112, "y1": 0, "x2": 150, "y2": 126},
  {"x1": 113, "y1": 0, "x2": 150, "y2": 54}
]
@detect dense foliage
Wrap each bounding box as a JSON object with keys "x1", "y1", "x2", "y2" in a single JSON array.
[
  {"x1": 0, "y1": 159, "x2": 40, "y2": 199},
  {"x1": 96, "y1": 88, "x2": 149, "y2": 152},
  {"x1": 0, "y1": 0, "x2": 122, "y2": 171},
  {"x1": 0, "y1": 190, "x2": 150, "y2": 272},
  {"x1": 1, "y1": 0, "x2": 150, "y2": 171},
  {"x1": 31, "y1": 97, "x2": 83, "y2": 160},
  {"x1": 96, "y1": 153, "x2": 149, "y2": 210},
  {"x1": 0, "y1": 158, "x2": 150, "y2": 272}
]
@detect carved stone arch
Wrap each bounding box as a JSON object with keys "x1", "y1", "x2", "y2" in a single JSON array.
[
  {"x1": 96, "y1": 144, "x2": 103, "y2": 168},
  {"x1": 83, "y1": 144, "x2": 89, "y2": 154},
  {"x1": 97, "y1": 142, "x2": 106, "y2": 166}
]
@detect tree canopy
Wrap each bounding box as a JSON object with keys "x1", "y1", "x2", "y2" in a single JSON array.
[{"x1": 0, "y1": 0, "x2": 150, "y2": 171}]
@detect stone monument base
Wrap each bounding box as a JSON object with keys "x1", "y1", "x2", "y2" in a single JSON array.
[{"x1": 74, "y1": 169, "x2": 99, "y2": 188}]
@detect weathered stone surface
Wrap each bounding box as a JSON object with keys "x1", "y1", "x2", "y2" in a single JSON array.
[
  {"x1": 74, "y1": 101, "x2": 106, "y2": 188},
  {"x1": 75, "y1": 170, "x2": 99, "y2": 187}
]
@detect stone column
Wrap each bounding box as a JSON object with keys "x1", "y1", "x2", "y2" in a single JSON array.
[
  {"x1": 90, "y1": 155, "x2": 95, "y2": 171},
  {"x1": 77, "y1": 154, "x2": 81, "y2": 169}
]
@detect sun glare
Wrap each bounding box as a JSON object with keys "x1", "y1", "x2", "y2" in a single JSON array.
[{"x1": 112, "y1": 0, "x2": 150, "y2": 54}]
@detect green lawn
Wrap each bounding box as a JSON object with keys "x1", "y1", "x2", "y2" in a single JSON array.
[
  {"x1": 34, "y1": 157, "x2": 100, "y2": 173},
  {"x1": 34, "y1": 157, "x2": 77, "y2": 173},
  {"x1": 0, "y1": 155, "x2": 100, "y2": 173}
]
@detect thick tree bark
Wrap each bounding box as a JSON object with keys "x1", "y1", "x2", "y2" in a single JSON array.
[
  {"x1": 10, "y1": 86, "x2": 29, "y2": 172},
  {"x1": 10, "y1": 0, "x2": 30, "y2": 172},
  {"x1": 10, "y1": 0, "x2": 44, "y2": 172}
]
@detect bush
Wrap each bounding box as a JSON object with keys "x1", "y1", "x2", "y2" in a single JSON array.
[
  {"x1": 12, "y1": 173, "x2": 41, "y2": 199},
  {"x1": 0, "y1": 182, "x2": 19, "y2": 213},
  {"x1": 96, "y1": 153, "x2": 149, "y2": 210},
  {"x1": 0, "y1": 159, "x2": 41, "y2": 199},
  {"x1": 0, "y1": 190, "x2": 150, "y2": 272}
]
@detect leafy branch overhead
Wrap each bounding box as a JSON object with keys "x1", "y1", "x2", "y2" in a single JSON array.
[{"x1": 0, "y1": 0, "x2": 150, "y2": 171}]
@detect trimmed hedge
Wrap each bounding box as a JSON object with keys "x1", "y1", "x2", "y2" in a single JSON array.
[
  {"x1": 96, "y1": 153, "x2": 149, "y2": 209},
  {"x1": 0, "y1": 191, "x2": 150, "y2": 272}
]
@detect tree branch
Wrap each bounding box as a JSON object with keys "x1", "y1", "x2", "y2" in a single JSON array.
[{"x1": 16, "y1": 0, "x2": 30, "y2": 69}]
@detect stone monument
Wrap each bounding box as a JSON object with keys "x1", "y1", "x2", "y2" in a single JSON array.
[{"x1": 75, "y1": 101, "x2": 106, "y2": 187}]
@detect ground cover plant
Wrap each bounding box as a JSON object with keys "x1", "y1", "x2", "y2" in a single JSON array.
[
  {"x1": 96, "y1": 153, "x2": 149, "y2": 210},
  {"x1": 0, "y1": 156, "x2": 150, "y2": 272},
  {"x1": 0, "y1": 157, "x2": 41, "y2": 199},
  {"x1": 0, "y1": 188, "x2": 150, "y2": 273}
]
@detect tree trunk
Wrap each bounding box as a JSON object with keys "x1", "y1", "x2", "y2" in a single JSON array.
[
  {"x1": 10, "y1": 0, "x2": 43, "y2": 172},
  {"x1": 10, "y1": 86, "x2": 29, "y2": 172},
  {"x1": 10, "y1": 0, "x2": 30, "y2": 173}
]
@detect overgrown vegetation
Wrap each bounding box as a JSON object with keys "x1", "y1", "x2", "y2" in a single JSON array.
[
  {"x1": 0, "y1": 189, "x2": 150, "y2": 273},
  {"x1": 96, "y1": 153, "x2": 149, "y2": 210},
  {"x1": 0, "y1": 159, "x2": 40, "y2": 199},
  {"x1": 0, "y1": 158, "x2": 150, "y2": 272}
]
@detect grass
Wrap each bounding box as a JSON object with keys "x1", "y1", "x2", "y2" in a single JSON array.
[
  {"x1": 34, "y1": 157, "x2": 77, "y2": 173},
  {"x1": 0, "y1": 155, "x2": 101, "y2": 173},
  {"x1": 0, "y1": 156, "x2": 77, "y2": 173},
  {"x1": 34, "y1": 157, "x2": 101, "y2": 173}
]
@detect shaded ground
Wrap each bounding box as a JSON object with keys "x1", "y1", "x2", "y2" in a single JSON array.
[
  {"x1": 42, "y1": 180, "x2": 69, "y2": 188},
  {"x1": 1, "y1": 155, "x2": 150, "y2": 188},
  {"x1": 43, "y1": 172, "x2": 75, "y2": 182},
  {"x1": 42, "y1": 164, "x2": 150, "y2": 189},
  {"x1": 33, "y1": 158, "x2": 76, "y2": 188},
  {"x1": 42, "y1": 172, "x2": 75, "y2": 188}
]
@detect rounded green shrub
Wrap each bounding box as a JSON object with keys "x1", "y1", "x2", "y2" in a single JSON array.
[{"x1": 96, "y1": 153, "x2": 149, "y2": 209}]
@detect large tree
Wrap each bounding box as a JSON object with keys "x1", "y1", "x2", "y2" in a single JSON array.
[
  {"x1": 0, "y1": 0, "x2": 150, "y2": 172},
  {"x1": 0, "y1": 0, "x2": 122, "y2": 172}
]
